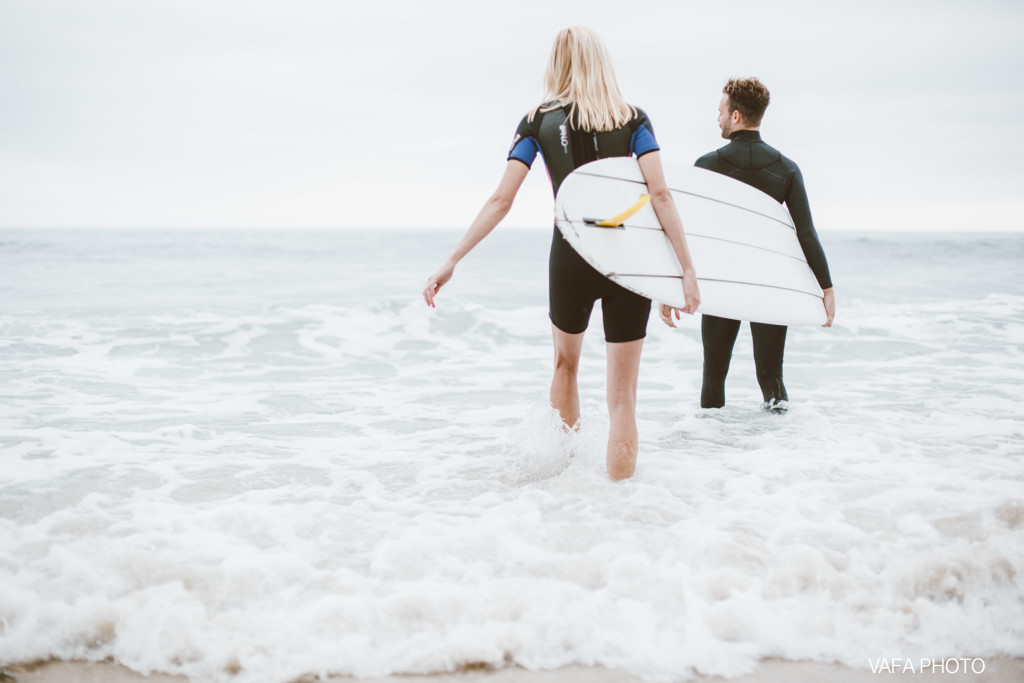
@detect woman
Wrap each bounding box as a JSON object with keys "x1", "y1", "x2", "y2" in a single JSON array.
[{"x1": 423, "y1": 26, "x2": 700, "y2": 480}]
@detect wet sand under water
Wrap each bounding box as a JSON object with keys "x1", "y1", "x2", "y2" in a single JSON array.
[{"x1": 6, "y1": 659, "x2": 1024, "y2": 683}]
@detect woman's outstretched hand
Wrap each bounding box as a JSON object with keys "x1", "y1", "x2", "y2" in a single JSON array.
[{"x1": 423, "y1": 260, "x2": 455, "y2": 308}]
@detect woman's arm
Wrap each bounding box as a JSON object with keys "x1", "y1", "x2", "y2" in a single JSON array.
[
  {"x1": 637, "y1": 151, "x2": 700, "y2": 315},
  {"x1": 423, "y1": 161, "x2": 530, "y2": 307}
]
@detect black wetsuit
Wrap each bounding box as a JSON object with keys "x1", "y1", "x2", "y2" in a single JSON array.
[
  {"x1": 694, "y1": 130, "x2": 832, "y2": 409},
  {"x1": 508, "y1": 103, "x2": 660, "y2": 343}
]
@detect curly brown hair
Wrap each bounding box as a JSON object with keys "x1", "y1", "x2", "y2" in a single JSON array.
[{"x1": 724, "y1": 78, "x2": 770, "y2": 127}]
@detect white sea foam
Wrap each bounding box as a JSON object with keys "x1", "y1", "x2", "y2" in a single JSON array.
[{"x1": 0, "y1": 229, "x2": 1022, "y2": 681}]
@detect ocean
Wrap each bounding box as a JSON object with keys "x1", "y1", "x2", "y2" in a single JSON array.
[{"x1": 0, "y1": 228, "x2": 1022, "y2": 681}]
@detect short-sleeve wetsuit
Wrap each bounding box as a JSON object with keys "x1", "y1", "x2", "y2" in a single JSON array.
[
  {"x1": 507, "y1": 102, "x2": 660, "y2": 343},
  {"x1": 694, "y1": 130, "x2": 833, "y2": 408}
]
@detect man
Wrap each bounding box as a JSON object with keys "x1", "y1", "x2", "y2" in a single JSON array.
[{"x1": 661, "y1": 77, "x2": 835, "y2": 412}]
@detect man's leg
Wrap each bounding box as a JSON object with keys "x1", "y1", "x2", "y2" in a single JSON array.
[
  {"x1": 550, "y1": 324, "x2": 585, "y2": 429},
  {"x1": 751, "y1": 322, "x2": 788, "y2": 410},
  {"x1": 605, "y1": 338, "x2": 644, "y2": 480},
  {"x1": 701, "y1": 314, "x2": 742, "y2": 408}
]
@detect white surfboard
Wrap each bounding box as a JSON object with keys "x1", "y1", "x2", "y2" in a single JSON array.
[{"x1": 554, "y1": 157, "x2": 826, "y2": 326}]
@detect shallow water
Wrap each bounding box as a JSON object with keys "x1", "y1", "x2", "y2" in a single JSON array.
[{"x1": 1, "y1": 229, "x2": 1022, "y2": 682}]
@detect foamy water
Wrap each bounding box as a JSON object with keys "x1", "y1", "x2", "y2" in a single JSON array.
[{"x1": 1, "y1": 229, "x2": 1022, "y2": 681}]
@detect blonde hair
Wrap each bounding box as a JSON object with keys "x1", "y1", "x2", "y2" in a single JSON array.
[{"x1": 529, "y1": 26, "x2": 634, "y2": 132}]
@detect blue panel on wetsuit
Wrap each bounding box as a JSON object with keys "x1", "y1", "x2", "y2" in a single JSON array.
[
  {"x1": 629, "y1": 124, "x2": 659, "y2": 157},
  {"x1": 508, "y1": 136, "x2": 541, "y2": 167}
]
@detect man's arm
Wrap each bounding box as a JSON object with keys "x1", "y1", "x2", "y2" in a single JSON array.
[
  {"x1": 786, "y1": 166, "x2": 835, "y2": 326},
  {"x1": 785, "y1": 166, "x2": 832, "y2": 290}
]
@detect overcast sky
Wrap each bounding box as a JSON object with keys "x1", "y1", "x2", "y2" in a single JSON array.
[{"x1": 2, "y1": 0, "x2": 1022, "y2": 230}]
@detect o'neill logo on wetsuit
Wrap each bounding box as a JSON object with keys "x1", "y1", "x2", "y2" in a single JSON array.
[{"x1": 558, "y1": 124, "x2": 569, "y2": 154}]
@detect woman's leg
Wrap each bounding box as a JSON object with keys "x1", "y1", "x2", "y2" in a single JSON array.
[
  {"x1": 550, "y1": 324, "x2": 585, "y2": 429},
  {"x1": 605, "y1": 338, "x2": 644, "y2": 480}
]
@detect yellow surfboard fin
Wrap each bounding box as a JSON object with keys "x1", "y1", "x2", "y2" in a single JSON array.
[{"x1": 583, "y1": 194, "x2": 651, "y2": 228}]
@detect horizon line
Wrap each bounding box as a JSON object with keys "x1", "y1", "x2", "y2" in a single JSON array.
[{"x1": 2, "y1": 225, "x2": 1024, "y2": 233}]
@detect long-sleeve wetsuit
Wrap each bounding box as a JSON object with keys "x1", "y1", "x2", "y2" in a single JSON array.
[{"x1": 694, "y1": 129, "x2": 832, "y2": 409}]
